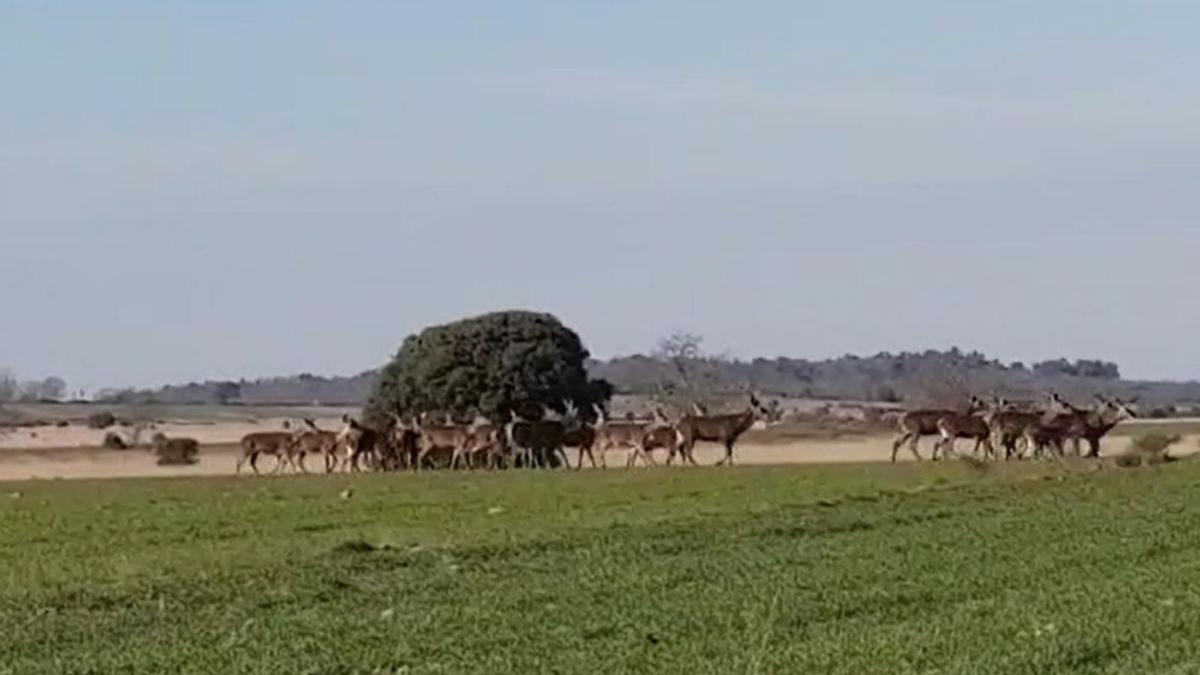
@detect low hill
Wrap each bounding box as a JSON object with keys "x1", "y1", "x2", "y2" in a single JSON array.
[{"x1": 86, "y1": 349, "x2": 1200, "y2": 413}]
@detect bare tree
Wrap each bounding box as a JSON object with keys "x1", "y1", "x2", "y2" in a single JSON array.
[
  {"x1": 0, "y1": 370, "x2": 16, "y2": 403},
  {"x1": 652, "y1": 333, "x2": 732, "y2": 414}
]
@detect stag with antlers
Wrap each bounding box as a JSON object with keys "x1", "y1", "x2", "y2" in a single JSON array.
[{"x1": 674, "y1": 392, "x2": 771, "y2": 467}]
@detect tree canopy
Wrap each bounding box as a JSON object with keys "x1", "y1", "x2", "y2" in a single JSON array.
[{"x1": 365, "y1": 310, "x2": 611, "y2": 425}]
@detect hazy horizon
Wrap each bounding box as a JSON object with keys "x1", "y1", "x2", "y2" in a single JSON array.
[{"x1": 5, "y1": 2, "x2": 1200, "y2": 392}]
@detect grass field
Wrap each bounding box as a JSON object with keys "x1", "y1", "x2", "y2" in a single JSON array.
[{"x1": 4, "y1": 461, "x2": 1200, "y2": 674}]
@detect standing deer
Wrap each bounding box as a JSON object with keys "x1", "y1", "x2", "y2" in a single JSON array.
[
  {"x1": 674, "y1": 393, "x2": 771, "y2": 467},
  {"x1": 460, "y1": 417, "x2": 507, "y2": 470},
  {"x1": 338, "y1": 415, "x2": 387, "y2": 472},
  {"x1": 414, "y1": 414, "x2": 471, "y2": 471},
  {"x1": 587, "y1": 404, "x2": 651, "y2": 469},
  {"x1": 505, "y1": 405, "x2": 569, "y2": 469}
]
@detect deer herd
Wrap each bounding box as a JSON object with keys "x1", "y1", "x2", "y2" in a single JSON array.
[
  {"x1": 892, "y1": 392, "x2": 1139, "y2": 463},
  {"x1": 235, "y1": 393, "x2": 776, "y2": 475},
  {"x1": 233, "y1": 390, "x2": 1140, "y2": 475}
]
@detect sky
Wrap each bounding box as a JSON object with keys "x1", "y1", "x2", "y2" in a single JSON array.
[{"x1": 3, "y1": 1, "x2": 1200, "y2": 392}]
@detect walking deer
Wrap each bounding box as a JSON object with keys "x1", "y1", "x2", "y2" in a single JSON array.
[
  {"x1": 892, "y1": 396, "x2": 983, "y2": 462},
  {"x1": 413, "y1": 414, "x2": 471, "y2": 471},
  {"x1": 285, "y1": 418, "x2": 341, "y2": 473},
  {"x1": 931, "y1": 396, "x2": 994, "y2": 460},
  {"x1": 586, "y1": 404, "x2": 651, "y2": 469},
  {"x1": 629, "y1": 409, "x2": 681, "y2": 468},
  {"x1": 237, "y1": 427, "x2": 297, "y2": 474},
  {"x1": 674, "y1": 393, "x2": 772, "y2": 467}
]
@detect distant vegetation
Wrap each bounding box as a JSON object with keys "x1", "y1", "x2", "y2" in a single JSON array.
[{"x1": 81, "y1": 346, "x2": 1200, "y2": 410}]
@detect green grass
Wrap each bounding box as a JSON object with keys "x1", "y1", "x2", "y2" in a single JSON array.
[{"x1": 4, "y1": 462, "x2": 1200, "y2": 674}]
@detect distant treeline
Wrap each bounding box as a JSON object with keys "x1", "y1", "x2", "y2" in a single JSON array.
[{"x1": 89, "y1": 349, "x2": 1200, "y2": 410}]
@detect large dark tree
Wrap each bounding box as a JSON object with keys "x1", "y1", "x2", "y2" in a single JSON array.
[{"x1": 365, "y1": 310, "x2": 611, "y2": 425}]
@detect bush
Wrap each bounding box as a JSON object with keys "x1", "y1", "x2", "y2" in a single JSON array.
[
  {"x1": 1128, "y1": 433, "x2": 1181, "y2": 456},
  {"x1": 101, "y1": 432, "x2": 129, "y2": 450},
  {"x1": 1117, "y1": 433, "x2": 1182, "y2": 468},
  {"x1": 366, "y1": 310, "x2": 612, "y2": 424},
  {"x1": 151, "y1": 433, "x2": 200, "y2": 466},
  {"x1": 87, "y1": 411, "x2": 117, "y2": 430}
]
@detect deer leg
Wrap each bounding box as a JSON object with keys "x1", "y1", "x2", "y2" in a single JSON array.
[
  {"x1": 1086, "y1": 437, "x2": 1101, "y2": 458},
  {"x1": 297, "y1": 452, "x2": 309, "y2": 474},
  {"x1": 249, "y1": 451, "x2": 262, "y2": 475},
  {"x1": 643, "y1": 447, "x2": 659, "y2": 467},
  {"x1": 716, "y1": 440, "x2": 734, "y2": 466}
]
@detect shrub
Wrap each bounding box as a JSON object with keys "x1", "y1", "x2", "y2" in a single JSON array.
[
  {"x1": 366, "y1": 310, "x2": 612, "y2": 425},
  {"x1": 1116, "y1": 433, "x2": 1182, "y2": 468},
  {"x1": 151, "y1": 433, "x2": 200, "y2": 466},
  {"x1": 87, "y1": 411, "x2": 117, "y2": 430},
  {"x1": 101, "y1": 432, "x2": 129, "y2": 450},
  {"x1": 1128, "y1": 433, "x2": 1181, "y2": 456}
]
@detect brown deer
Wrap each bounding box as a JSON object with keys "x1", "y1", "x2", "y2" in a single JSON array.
[
  {"x1": 505, "y1": 406, "x2": 568, "y2": 469},
  {"x1": 629, "y1": 409, "x2": 681, "y2": 468},
  {"x1": 285, "y1": 418, "x2": 341, "y2": 473},
  {"x1": 459, "y1": 417, "x2": 507, "y2": 470},
  {"x1": 388, "y1": 414, "x2": 422, "y2": 470},
  {"x1": 587, "y1": 404, "x2": 651, "y2": 469},
  {"x1": 413, "y1": 414, "x2": 471, "y2": 471},
  {"x1": 979, "y1": 396, "x2": 1048, "y2": 460},
  {"x1": 674, "y1": 393, "x2": 771, "y2": 467},
  {"x1": 1028, "y1": 395, "x2": 1137, "y2": 459},
  {"x1": 337, "y1": 415, "x2": 387, "y2": 472},
  {"x1": 931, "y1": 396, "x2": 994, "y2": 460},
  {"x1": 237, "y1": 427, "x2": 297, "y2": 474},
  {"x1": 891, "y1": 396, "x2": 983, "y2": 462},
  {"x1": 1078, "y1": 395, "x2": 1138, "y2": 457}
]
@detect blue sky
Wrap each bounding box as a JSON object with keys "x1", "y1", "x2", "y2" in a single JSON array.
[{"x1": 3, "y1": 2, "x2": 1199, "y2": 391}]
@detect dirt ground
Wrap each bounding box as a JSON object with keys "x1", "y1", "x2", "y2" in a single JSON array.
[{"x1": 3, "y1": 426, "x2": 1194, "y2": 482}]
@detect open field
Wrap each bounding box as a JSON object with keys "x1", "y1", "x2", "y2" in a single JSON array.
[
  {"x1": 1, "y1": 404, "x2": 1197, "y2": 481},
  {"x1": 5, "y1": 461, "x2": 1200, "y2": 673}
]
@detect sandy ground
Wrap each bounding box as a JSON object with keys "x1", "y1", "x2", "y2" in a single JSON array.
[{"x1": 3, "y1": 433, "x2": 1196, "y2": 482}]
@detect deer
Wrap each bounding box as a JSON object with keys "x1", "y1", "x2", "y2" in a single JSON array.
[
  {"x1": 674, "y1": 392, "x2": 772, "y2": 467},
  {"x1": 586, "y1": 404, "x2": 652, "y2": 469},
  {"x1": 414, "y1": 413, "x2": 472, "y2": 471},
  {"x1": 628, "y1": 408, "x2": 681, "y2": 468},
  {"x1": 892, "y1": 396, "x2": 987, "y2": 462},
  {"x1": 337, "y1": 415, "x2": 387, "y2": 472},
  {"x1": 286, "y1": 418, "x2": 341, "y2": 474},
  {"x1": 1079, "y1": 395, "x2": 1138, "y2": 457},
  {"x1": 505, "y1": 405, "x2": 569, "y2": 469},
  {"x1": 457, "y1": 416, "x2": 507, "y2": 470},
  {"x1": 237, "y1": 425, "x2": 299, "y2": 474},
  {"x1": 388, "y1": 414, "x2": 422, "y2": 471},
  {"x1": 1026, "y1": 395, "x2": 1138, "y2": 459},
  {"x1": 931, "y1": 396, "x2": 994, "y2": 460}
]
